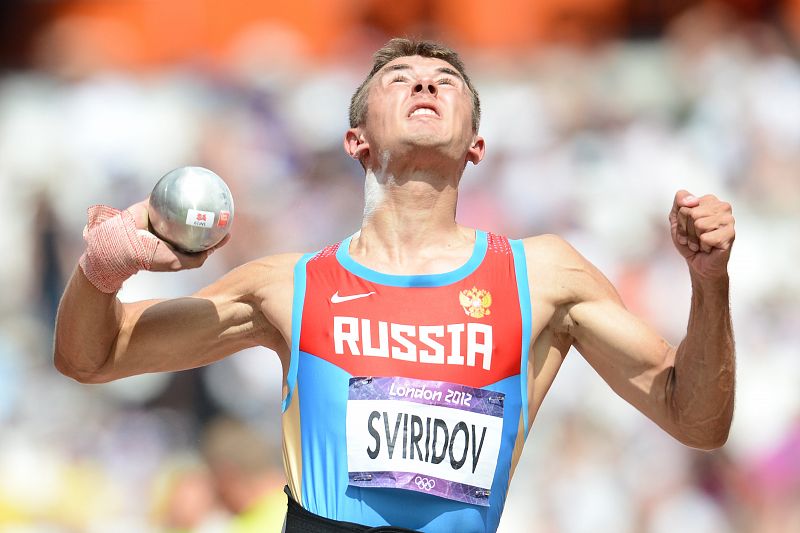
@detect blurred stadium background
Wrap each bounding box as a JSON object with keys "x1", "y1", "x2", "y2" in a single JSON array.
[{"x1": 0, "y1": 0, "x2": 799, "y2": 531}]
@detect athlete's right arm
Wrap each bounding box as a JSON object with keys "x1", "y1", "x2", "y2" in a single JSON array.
[
  {"x1": 54, "y1": 201, "x2": 294, "y2": 384},
  {"x1": 54, "y1": 258, "x2": 285, "y2": 383}
]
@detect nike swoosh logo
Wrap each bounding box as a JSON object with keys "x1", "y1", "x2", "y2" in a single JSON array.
[{"x1": 331, "y1": 291, "x2": 375, "y2": 303}]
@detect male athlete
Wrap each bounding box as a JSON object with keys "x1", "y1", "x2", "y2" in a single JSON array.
[{"x1": 54, "y1": 39, "x2": 736, "y2": 533}]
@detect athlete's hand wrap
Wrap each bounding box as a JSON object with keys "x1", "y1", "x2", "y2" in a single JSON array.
[{"x1": 79, "y1": 205, "x2": 159, "y2": 293}]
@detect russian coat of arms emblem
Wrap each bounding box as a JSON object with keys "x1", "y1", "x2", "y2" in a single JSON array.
[{"x1": 459, "y1": 287, "x2": 492, "y2": 319}]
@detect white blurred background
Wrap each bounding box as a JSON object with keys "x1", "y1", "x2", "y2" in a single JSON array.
[{"x1": 0, "y1": 1, "x2": 799, "y2": 531}]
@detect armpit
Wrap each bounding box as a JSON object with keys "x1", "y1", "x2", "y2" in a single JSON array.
[{"x1": 552, "y1": 303, "x2": 577, "y2": 339}]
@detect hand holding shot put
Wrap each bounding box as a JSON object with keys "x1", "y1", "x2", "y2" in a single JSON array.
[
  {"x1": 54, "y1": 39, "x2": 736, "y2": 533},
  {"x1": 136, "y1": 166, "x2": 234, "y2": 271},
  {"x1": 125, "y1": 197, "x2": 230, "y2": 273},
  {"x1": 78, "y1": 165, "x2": 233, "y2": 293}
]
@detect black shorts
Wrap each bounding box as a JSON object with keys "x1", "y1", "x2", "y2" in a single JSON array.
[{"x1": 284, "y1": 486, "x2": 422, "y2": 533}]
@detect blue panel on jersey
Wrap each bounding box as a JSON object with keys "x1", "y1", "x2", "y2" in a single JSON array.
[
  {"x1": 509, "y1": 238, "x2": 532, "y2": 436},
  {"x1": 297, "y1": 350, "x2": 351, "y2": 514},
  {"x1": 283, "y1": 252, "x2": 315, "y2": 413},
  {"x1": 335, "y1": 230, "x2": 488, "y2": 288},
  {"x1": 296, "y1": 350, "x2": 521, "y2": 533}
]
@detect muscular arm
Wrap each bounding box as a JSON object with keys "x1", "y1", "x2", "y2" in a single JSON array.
[
  {"x1": 668, "y1": 273, "x2": 734, "y2": 446},
  {"x1": 54, "y1": 256, "x2": 296, "y2": 384},
  {"x1": 563, "y1": 249, "x2": 733, "y2": 449},
  {"x1": 531, "y1": 210, "x2": 735, "y2": 449}
]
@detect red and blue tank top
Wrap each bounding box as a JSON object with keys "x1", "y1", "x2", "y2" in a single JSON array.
[{"x1": 281, "y1": 230, "x2": 532, "y2": 532}]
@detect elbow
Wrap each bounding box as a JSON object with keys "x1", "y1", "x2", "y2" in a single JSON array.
[
  {"x1": 671, "y1": 415, "x2": 732, "y2": 451},
  {"x1": 708, "y1": 421, "x2": 733, "y2": 450},
  {"x1": 679, "y1": 428, "x2": 730, "y2": 451},
  {"x1": 53, "y1": 347, "x2": 113, "y2": 384},
  {"x1": 664, "y1": 365, "x2": 734, "y2": 451}
]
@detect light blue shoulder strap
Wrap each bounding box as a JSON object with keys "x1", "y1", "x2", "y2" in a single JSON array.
[
  {"x1": 509, "y1": 238, "x2": 532, "y2": 436},
  {"x1": 282, "y1": 251, "x2": 316, "y2": 413}
]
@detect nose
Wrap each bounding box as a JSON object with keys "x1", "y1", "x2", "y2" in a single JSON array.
[{"x1": 413, "y1": 81, "x2": 437, "y2": 97}]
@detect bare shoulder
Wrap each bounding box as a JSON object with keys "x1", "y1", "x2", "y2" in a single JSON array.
[
  {"x1": 194, "y1": 252, "x2": 304, "y2": 300},
  {"x1": 519, "y1": 234, "x2": 618, "y2": 307},
  {"x1": 520, "y1": 233, "x2": 581, "y2": 265},
  {"x1": 520, "y1": 234, "x2": 583, "y2": 303},
  {"x1": 240, "y1": 252, "x2": 305, "y2": 297},
  {"x1": 248, "y1": 253, "x2": 306, "y2": 281}
]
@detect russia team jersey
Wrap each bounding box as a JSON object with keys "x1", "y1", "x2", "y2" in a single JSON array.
[{"x1": 281, "y1": 230, "x2": 533, "y2": 533}]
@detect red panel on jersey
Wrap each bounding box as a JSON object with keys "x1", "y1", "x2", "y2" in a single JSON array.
[{"x1": 299, "y1": 234, "x2": 523, "y2": 388}]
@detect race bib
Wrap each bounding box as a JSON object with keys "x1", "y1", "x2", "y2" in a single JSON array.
[{"x1": 346, "y1": 376, "x2": 505, "y2": 506}]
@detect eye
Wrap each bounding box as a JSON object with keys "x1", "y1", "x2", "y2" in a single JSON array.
[
  {"x1": 437, "y1": 78, "x2": 455, "y2": 86},
  {"x1": 391, "y1": 75, "x2": 408, "y2": 83}
]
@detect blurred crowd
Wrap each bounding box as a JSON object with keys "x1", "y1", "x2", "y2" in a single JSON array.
[{"x1": 0, "y1": 0, "x2": 799, "y2": 532}]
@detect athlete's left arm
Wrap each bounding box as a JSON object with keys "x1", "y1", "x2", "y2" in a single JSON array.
[{"x1": 543, "y1": 190, "x2": 735, "y2": 450}]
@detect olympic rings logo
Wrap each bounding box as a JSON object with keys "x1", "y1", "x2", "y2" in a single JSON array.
[{"x1": 414, "y1": 476, "x2": 436, "y2": 491}]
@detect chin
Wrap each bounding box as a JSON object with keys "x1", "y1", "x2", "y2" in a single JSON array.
[
  {"x1": 400, "y1": 129, "x2": 451, "y2": 148},
  {"x1": 399, "y1": 140, "x2": 452, "y2": 161},
  {"x1": 394, "y1": 142, "x2": 464, "y2": 171}
]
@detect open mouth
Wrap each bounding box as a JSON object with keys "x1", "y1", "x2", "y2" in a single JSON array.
[{"x1": 408, "y1": 104, "x2": 440, "y2": 118}]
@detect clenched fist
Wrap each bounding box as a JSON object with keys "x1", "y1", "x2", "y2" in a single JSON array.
[{"x1": 669, "y1": 190, "x2": 735, "y2": 280}]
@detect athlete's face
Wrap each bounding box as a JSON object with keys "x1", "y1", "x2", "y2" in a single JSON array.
[{"x1": 345, "y1": 55, "x2": 484, "y2": 169}]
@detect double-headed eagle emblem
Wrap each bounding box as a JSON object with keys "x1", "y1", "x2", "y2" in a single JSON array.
[{"x1": 459, "y1": 287, "x2": 492, "y2": 319}]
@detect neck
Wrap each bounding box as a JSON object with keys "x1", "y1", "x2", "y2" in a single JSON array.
[{"x1": 354, "y1": 158, "x2": 471, "y2": 267}]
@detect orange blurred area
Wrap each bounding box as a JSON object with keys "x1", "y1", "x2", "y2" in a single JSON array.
[
  {"x1": 787, "y1": 0, "x2": 800, "y2": 39},
  {"x1": 3, "y1": 0, "x2": 793, "y2": 73},
  {"x1": 0, "y1": 1, "x2": 683, "y2": 66},
  {"x1": 43, "y1": 0, "x2": 355, "y2": 68},
  {"x1": 435, "y1": 0, "x2": 627, "y2": 49}
]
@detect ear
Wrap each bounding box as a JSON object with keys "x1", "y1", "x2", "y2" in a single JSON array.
[
  {"x1": 466, "y1": 135, "x2": 485, "y2": 165},
  {"x1": 344, "y1": 128, "x2": 370, "y2": 162}
]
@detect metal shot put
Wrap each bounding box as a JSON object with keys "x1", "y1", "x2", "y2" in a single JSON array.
[
  {"x1": 148, "y1": 166, "x2": 234, "y2": 253},
  {"x1": 55, "y1": 38, "x2": 736, "y2": 533}
]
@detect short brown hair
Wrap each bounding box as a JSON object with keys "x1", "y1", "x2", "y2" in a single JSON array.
[{"x1": 349, "y1": 38, "x2": 481, "y2": 132}]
